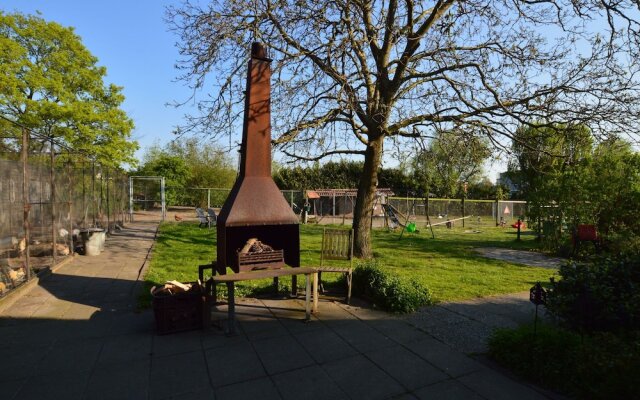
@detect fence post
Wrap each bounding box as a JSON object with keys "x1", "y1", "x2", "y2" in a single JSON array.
[
  {"x1": 406, "y1": 192, "x2": 409, "y2": 215},
  {"x1": 495, "y1": 199, "x2": 499, "y2": 226},
  {"x1": 161, "y1": 177, "x2": 166, "y2": 221},
  {"x1": 332, "y1": 192, "x2": 336, "y2": 223},
  {"x1": 99, "y1": 168, "x2": 104, "y2": 227},
  {"x1": 81, "y1": 160, "x2": 86, "y2": 228},
  {"x1": 207, "y1": 188, "x2": 211, "y2": 209},
  {"x1": 462, "y1": 196, "x2": 465, "y2": 228},
  {"x1": 50, "y1": 136, "x2": 57, "y2": 266},
  {"x1": 21, "y1": 128, "x2": 31, "y2": 281},
  {"x1": 91, "y1": 162, "x2": 96, "y2": 226},
  {"x1": 426, "y1": 195, "x2": 430, "y2": 220},
  {"x1": 68, "y1": 161, "x2": 74, "y2": 256},
  {"x1": 128, "y1": 176, "x2": 134, "y2": 223},
  {"x1": 106, "y1": 168, "x2": 110, "y2": 233},
  {"x1": 342, "y1": 192, "x2": 346, "y2": 225}
]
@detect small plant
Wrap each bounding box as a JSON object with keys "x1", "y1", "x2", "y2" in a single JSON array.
[{"x1": 352, "y1": 260, "x2": 432, "y2": 313}]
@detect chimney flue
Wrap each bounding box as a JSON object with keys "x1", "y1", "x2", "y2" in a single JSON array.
[
  {"x1": 215, "y1": 42, "x2": 300, "y2": 272},
  {"x1": 239, "y1": 42, "x2": 271, "y2": 178},
  {"x1": 251, "y1": 42, "x2": 268, "y2": 60}
]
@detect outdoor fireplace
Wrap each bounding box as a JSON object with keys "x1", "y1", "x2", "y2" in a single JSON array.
[{"x1": 215, "y1": 42, "x2": 300, "y2": 274}]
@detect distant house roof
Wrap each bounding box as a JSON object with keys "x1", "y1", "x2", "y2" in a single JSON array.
[
  {"x1": 311, "y1": 188, "x2": 395, "y2": 197},
  {"x1": 306, "y1": 190, "x2": 320, "y2": 199},
  {"x1": 497, "y1": 172, "x2": 519, "y2": 194}
]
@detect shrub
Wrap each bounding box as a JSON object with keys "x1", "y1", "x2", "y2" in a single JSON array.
[
  {"x1": 352, "y1": 260, "x2": 432, "y2": 313},
  {"x1": 605, "y1": 232, "x2": 640, "y2": 258},
  {"x1": 546, "y1": 257, "x2": 640, "y2": 332},
  {"x1": 489, "y1": 324, "x2": 640, "y2": 399}
]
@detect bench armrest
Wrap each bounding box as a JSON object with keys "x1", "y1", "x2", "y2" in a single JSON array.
[{"x1": 198, "y1": 262, "x2": 216, "y2": 282}]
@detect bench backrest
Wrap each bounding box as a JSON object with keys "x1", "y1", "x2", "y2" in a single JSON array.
[
  {"x1": 320, "y1": 228, "x2": 354, "y2": 268},
  {"x1": 237, "y1": 249, "x2": 285, "y2": 272}
]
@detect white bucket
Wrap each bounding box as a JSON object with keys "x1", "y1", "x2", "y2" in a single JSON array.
[
  {"x1": 96, "y1": 231, "x2": 106, "y2": 251},
  {"x1": 84, "y1": 230, "x2": 106, "y2": 256}
]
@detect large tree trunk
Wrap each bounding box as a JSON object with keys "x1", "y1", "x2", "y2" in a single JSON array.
[{"x1": 353, "y1": 135, "x2": 384, "y2": 258}]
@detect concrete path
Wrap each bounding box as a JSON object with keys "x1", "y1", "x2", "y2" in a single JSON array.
[
  {"x1": 0, "y1": 223, "x2": 559, "y2": 400},
  {"x1": 475, "y1": 247, "x2": 565, "y2": 269}
]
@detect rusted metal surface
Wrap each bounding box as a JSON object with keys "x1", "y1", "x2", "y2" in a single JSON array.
[{"x1": 217, "y1": 43, "x2": 300, "y2": 272}]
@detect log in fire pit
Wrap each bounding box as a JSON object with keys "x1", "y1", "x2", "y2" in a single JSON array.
[{"x1": 215, "y1": 42, "x2": 300, "y2": 275}]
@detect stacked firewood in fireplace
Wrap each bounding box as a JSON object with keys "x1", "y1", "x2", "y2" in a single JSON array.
[{"x1": 239, "y1": 238, "x2": 274, "y2": 254}]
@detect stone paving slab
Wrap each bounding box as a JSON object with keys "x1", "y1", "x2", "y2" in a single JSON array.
[
  {"x1": 0, "y1": 221, "x2": 559, "y2": 399},
  {"x1": 272, "y1": 364, "x2": 349, "y2": 400},
  {"x1": 366, "y1": 345, "x2": 449, "y2": 391}
]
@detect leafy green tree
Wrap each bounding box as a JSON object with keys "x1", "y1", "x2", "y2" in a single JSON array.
[
  {"x1": 510, "y1": 123, "x2": 594, "y2": 226},
  {"x1": 510, "y1": 123, "x2": 593, "y2": 199},
  {"x1": 512, "y1": 125, "x2": 640, "y2": 249},
  {"x1": 377, "y1": 168, "x2": 414, "y2": 196},
  {"x1": 413, "y1": 130, "x2": 491, "y2": 198},
  {"x1": 0, "y1": 12, "x2": 137, "y2": 166},
  {"x1": 274, "y1": 160, "x2": 362, "y2": 190},
  {"x1": 138, "y1": 149, "x2": 191, "y2": 185},
  {"x1": 466, "y1": 178, "x2": 500, "y2": 200},
  {"x1": 164, "y1": 137, "x2": 236, "y2": 189},
  {"x1": 273, "y1": 163, "x2": 319, "y2": 191},
  {"x1": 585, "y1": 138, "x2": 640, "y2": 236},
  {"x1": 136, "y1": 137, "x2": 236, "y2": 206}
]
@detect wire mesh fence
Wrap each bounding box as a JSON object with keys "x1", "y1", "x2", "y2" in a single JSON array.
[
  {"x1": 387, "y1": 198, "x2": 528, "y2": 227},
  {"x1": 0, "y1": 121, "x2": 129, "y2": 298},
  {"x1": 162, "y1": 187, "x2": 528, "y2": 230},
  {"x1": 164, "y1": 187, "x2": 233, "y2": 209}
]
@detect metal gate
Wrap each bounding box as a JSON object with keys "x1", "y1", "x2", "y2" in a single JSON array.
[{"x1": 128, "y1": 176, "x2": 166, "y2": 222}]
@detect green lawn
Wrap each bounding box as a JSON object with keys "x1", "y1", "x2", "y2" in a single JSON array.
[{"x1": 142, "y1": 221, "x2": 557, "y2": 306}]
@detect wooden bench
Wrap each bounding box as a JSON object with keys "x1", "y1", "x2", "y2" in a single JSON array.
[{"x1": 204, "y1": 267, "x2": 318, "y2": 335}]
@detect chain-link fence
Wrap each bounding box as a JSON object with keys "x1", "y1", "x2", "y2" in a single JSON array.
[
  {"x1": 164, "y1": 187, "x2": 233, "y2": 209},
  {"x1": 160, "y1": 186, "x2": 529, "y2": 228},
  {"x1": 388, "y1": 197, "x2": 527, "y2": 225},
  {"x1": 386, "y1": 197, "x2": 528, "y2": 227},
  {"x1": 1, "y1": 121, "x2": 128, "y2": 298}
]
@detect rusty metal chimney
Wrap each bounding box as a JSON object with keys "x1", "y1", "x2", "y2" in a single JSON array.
[{"x1": 216, "y1": 43, "x2": 300, "y2": 273}]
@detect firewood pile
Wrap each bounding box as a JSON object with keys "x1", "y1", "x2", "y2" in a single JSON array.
[
  {"x1": 239, "y1": 238, "x2": 274, "y2": 254},
  {"x1": 151, "y1": 280, "x2": 201, "y2": 297}
]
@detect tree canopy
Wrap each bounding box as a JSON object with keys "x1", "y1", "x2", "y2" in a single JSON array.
[
  {"x1": 412, "y1": 129, "x2": 491, "y2": 198},
  {"x1": 136, "y1": 137, "x2": 237, "y2": 206},
  {"x1": 167, "y1": 0, "x2": 640, "y2": 257},
  {"x1": 0, "y1": 11, "x2": 137, "y2": 166},
  {"x1": 509, "y1": 123, "x2": 594, "y2": 200}
]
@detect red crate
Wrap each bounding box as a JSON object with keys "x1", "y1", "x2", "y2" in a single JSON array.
[{"x1": 152, "y1": 283, "x2": 203, "y2": 335}]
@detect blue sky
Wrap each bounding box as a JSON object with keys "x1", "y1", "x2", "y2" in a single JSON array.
[{"x1": 2, "y1": 0, "x2": 194, "y2": 166}]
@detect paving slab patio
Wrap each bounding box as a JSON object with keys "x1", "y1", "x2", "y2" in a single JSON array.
[{"x1": 0, "y1": 221, "x2": 561, "y2": 399}]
